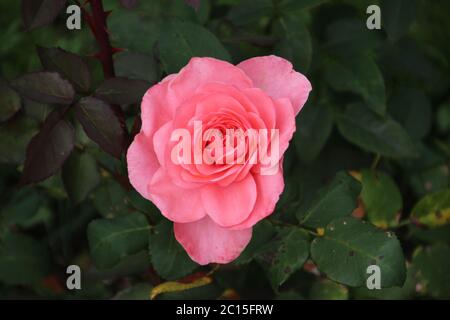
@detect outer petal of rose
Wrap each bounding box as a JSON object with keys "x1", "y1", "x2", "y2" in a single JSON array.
[
  {"x1": 237, "y1": 55, "x2": 312, "y2": 115},
  {"x1": 141, "y1": 80, "x2": 177, "y2": 137},
  {"x1": 201, "y1": 174, "x2": 257, "y2": 227},
  {"x1": 149, "y1": 168, "x2": 206, "y2": 223},
  {"x1": 274, "y1": 98, "x2": 296, "y2": 156},
  {"x1": 230, "y1": 168, "x2": 284, "y2": 230},
  {"x1": 174, "y1": 216, "x2": 252, "y2": 265},
  {"x1": 172, "y1": 57, "x2": 253, "y2": 98},
  {"x1": 127, "y1": 132, "x2": 160, "y2": 200}
]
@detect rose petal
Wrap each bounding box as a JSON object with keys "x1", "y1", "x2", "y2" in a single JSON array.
[
  {"x1": 141, "y1": 80, "x2": 177, "y2": 137},
  {"x1": 173, "y1": 57, "x2": 253, "y2": 98},
  {"x1": 149, "y1": 168, "x2": 206, "y2": 223},
  {"x1": 127, "y1": 132, "x2": 160, "y2": 200},
  {"x1": 174, "y1": 216, "x2": 252, "y2": 265},
  {"x1": 237, "y1": 55, "x2": 312, "y2": 115},
  {"x1": 274, "y1": 98, "x2": 296, "y2": 156},
  {"x1": 230, "y1": 168, "x2": 284, "y2": 230},
  {"x1": 242, "y1": 88, "x2": 276, "y2": 129},
  {"x1": 201, "y1": 174, "x2": 257, "y2": 227}
]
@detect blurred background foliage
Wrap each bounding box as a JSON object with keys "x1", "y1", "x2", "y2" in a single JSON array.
[{"x1": 0, "y1": 0, "x2": 449, "y2": 300}]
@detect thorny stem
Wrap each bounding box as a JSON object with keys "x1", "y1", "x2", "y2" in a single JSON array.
[
  {"x1": 76, "y1": 0, "x2": 116, "y2": 78},
  {"x1": 75, "y1": 0, "x2": 133, "y2": 189},
  {"x1": 89, "y1": 0, "x2": 116, "y2": 78}
]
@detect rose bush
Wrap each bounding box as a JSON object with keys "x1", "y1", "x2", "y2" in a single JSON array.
[
  {"x1": 127, "y1": 56, "x2": 311, "y2": 264},
  {"x1": 2, "y1": 0, "x2": 449, "y2": 300}
]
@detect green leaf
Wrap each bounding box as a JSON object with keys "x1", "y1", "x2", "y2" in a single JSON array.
[
  {"x1": 297, "y1": 171, "x2": 361, "y2": 228},
  {"x1": 87, "y1": 213, "x2": 150, "y2": 269},
  {"x1": 128, "y1": 190, "x2": 163, "y2": 223},
  {"x1": 157, "y1": 20, "x2": 230, "y2": 74},
  {"x1": 23, "y1": 98, "x2": 53, "y2": 123},
  {"x1": 388, "y1": 88, "x2": 432, "y2": 140},
  {"x1": 0, "y1": 233, "x2": 51, "y2": 285},
  {"x1": 336, "y1": 103, "x2": 418, "y2": 158},
  {"x1": 0, "y1": 187, "x2": 47, "y2": 228},
  {"x1": 278, "y1": 0, "x2": 329, "y2": 12},
  {"x1": 21, "y1": 0, "x2": 66, "y2": 31},
  {"x1": 309, "y1": 279, "x2": 348, "y2": 300},
  {"x1": 62, "y1": 150, "x2": 100, "y2": 204},
  {"x1": 109, "y1": 12, "x2": 164, "y2": 53},
  {"x1": 234, "y1": 220, "x2": 276, "y2": 265},
  {"x1": 119, "y1": 0, "x2": 140, "y2": 9},
  {"x1": 90, "y1": 250, "x2": 151, "y2": 280},
  {"x1": 275, "y1": 290, "x2": 304, "y2": 300},
  {"x1": 324, "y1": 56, "x2": 386, "y2": 115},
  {"x1": 411, "y1": 189, "x2": 450, "y2": 228},
  {"x1": 352, "y1": 265, "x2": 415, "y2": 300},
  {"x1": 37, "y1": 46, "x2": 91, "y2": 93},
  {"x1": 114, "y1": 283, "x2": 152, "y2": 300},
  {"x1": 408, "y1": 224, "x2": 450, "y2": 246},
  {"x1": 436, "y1": 100, "x2": 450, "y2": 134},
  {"x1": 114, "y1": 51, "x2": 159, "y2": 84},
  {"x1": 227, "y1": 0, "x2": 273, "y2": 27},
  {"x1": 95, "y1": 77, "x2": 150, "y2": 105},
  {"x1": 325, "y1": 18, "x2": 383, "y2": 56},
  {"x1": 20, "y1": 109, "x2": 75, "y2": 185},
  {"x1": 381, "y1": 0, "x2": 417, "y2": 42},
  {"x1": 361, "y1": 170, "x2": 402, "y2": 229},
  {"x1": 381, "y1": 39, "x2": 444, "y2": 94},
  {"x1": 0, "y1": 116, "x2": 38, "y2": 164},
  {"x1": 12, "y1": 71, "x2": 75, "y2": 105},
  {"x1": 412, "y1": 244, "x2": 450, "y2": 299},
  {"x1": 273, "y1": 15, "x2": 312, "y2": 72},
  {"x1": 46, "y1": 204, "x2": 96, "y2": 258},
  {"x1": 74, "y1": 97, "x2": 128, "y2": 159},
  {"x1": 400, "y1": 143, "x2": 448, "y2": 197},
  {"x1": 93, "y1": 179, "x2": 128, "y2": 218},
  {"x1": 294, "y1": 100, "x2": 333, "y2": 163},
  {"x1": 415, "y1": 165, "x2": 450, "y2": 197},
  {"x1": 120, "y1": 0, "x2": 206, "y2": 23},
  {"x1": 0, "y1": 79, "x2": 21, "y2": 122},
  {"x1": 256, "y1": 227, "x2": 309, "y2": 290},
  {"x1": 311, "y1": 217, "x2": 406, "y2": 287},
  {"x1": 149, "y1": 219, "x2": 197, "y2": 280},
  {"x1": 274, "y1": 166, "x2": 302, "y2": 221}
]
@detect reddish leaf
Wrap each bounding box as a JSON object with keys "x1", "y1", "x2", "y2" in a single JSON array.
[
  {"x1": 20, "y1": 108, "x2": 74, "y2": 185},
  {"x1": 37, "y1": 46, "x2": 91, "y2": 93},
  {"x1": 21, "y1": 0, "x2": 67, "y2": 31},
  {"x1": 12, "y1": 72, "x2": 75, "y2": 105},
  {"x1": 74, "y1": 97, "x2": 128, "y2": 158},
  {"x1": 95, "y1": 77, "x2": 150, "y2": 105}
]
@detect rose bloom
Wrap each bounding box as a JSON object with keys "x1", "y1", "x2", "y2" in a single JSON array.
[{"x1": 127, "y1": 55, "x2": 311, "y2": 265}]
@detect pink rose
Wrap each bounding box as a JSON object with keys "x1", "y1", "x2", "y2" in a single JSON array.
[{"x1": 127, "y1": 55, "x2": 311, "y2": 265}]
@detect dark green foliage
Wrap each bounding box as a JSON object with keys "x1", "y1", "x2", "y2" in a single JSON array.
[{"x1": 0, "y1": 0, "x2": 449, "y2": 300}]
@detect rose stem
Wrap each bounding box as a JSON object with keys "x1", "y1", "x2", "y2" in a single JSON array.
[{"x1": 77, "y1": 0, "x2": 132, "y2": 189}]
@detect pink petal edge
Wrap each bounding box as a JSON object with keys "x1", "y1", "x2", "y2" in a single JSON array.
[
  {"x1": 237, "y1": 55, "x2": 312, "y2": 115},
  {"x1": 174, "y1": 216, "x2": 252, "y2": 265}
]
